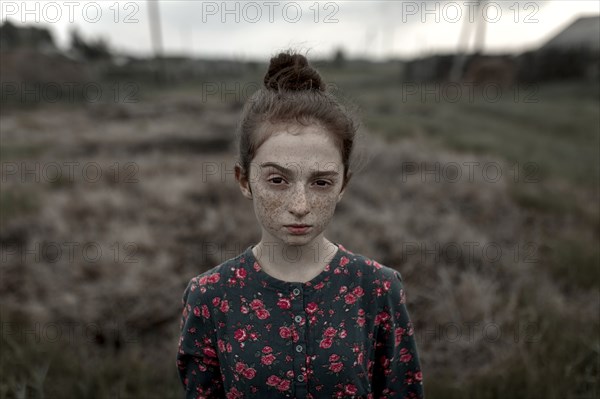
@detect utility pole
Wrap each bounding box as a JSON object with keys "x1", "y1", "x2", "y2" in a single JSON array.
[
  {"x1": 147, "y1": 0, "x2": 167, "y2": 83},
  {"x1": 449, "y1": 0, "x2": 487, "y2": 81}
]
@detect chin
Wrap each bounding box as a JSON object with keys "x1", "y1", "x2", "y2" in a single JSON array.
[{"x1": 282, "y1": 234, "x2": 314, "y2": 244}]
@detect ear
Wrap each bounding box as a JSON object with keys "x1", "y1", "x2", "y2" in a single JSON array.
[
  {"x1": 235, "y1": 162, "x2": 253, "y2": 200},
  {"x1": 337, "y1": 170, "x2": 352, "y2": 203}
]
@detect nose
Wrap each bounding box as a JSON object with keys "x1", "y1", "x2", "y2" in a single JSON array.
[{"x1": 289, "y1": 184, "x2": 310, "y2": 217}]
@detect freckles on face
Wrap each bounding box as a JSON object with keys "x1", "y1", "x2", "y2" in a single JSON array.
[{"x1": 248, "y1": 125, "x2": 344, "y2": 241}]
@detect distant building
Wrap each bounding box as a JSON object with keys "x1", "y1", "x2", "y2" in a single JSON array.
[
  {"x1": 517, "y1": 15, "x2": 600, "y2": 82},
  {"x1": 541, "y1": 15, "x2": 600, "y2": 52},
  {"x1": 402, "y1": 15, "x2": 599, "y2": 84}
]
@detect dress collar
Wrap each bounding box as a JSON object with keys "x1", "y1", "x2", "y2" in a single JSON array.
[{"x1": 241, "y1": 242, "x2": 347, "y2": 292}]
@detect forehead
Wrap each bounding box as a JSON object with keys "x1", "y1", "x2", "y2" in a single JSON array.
[{"x1": 253, "y1": 123, "x2": 342, "y2": 170}]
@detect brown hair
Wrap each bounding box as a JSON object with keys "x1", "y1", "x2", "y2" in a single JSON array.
[{"x1": 235, "y1": 49, "x2": 360, "y2": 193}]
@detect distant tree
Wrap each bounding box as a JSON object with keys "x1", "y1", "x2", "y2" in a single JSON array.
[
  {"x1": 69, "y1": 27, "x2": 111, "y2": 61},
  {"x1": 0, "y1": 20, "x2": 20, "y2": 50},
  {"x1": 0, "y1": 20, "x2": 56, "y2": 52},
  {"x1": 333, "y1": 47, "x2": 346, "y2": 68}
]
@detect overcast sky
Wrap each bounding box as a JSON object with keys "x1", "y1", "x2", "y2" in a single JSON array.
[{"x1": 2, "y1": 0, "x2": 599, "y2": 60}]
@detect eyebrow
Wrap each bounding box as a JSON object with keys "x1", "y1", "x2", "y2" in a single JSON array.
[{"x1": 259, "y1": 162, "x2": 340, "y2": 177}]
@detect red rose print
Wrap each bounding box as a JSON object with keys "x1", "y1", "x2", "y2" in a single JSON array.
[
  {"x1": 267, "y1": 375, "x2": 281, "y2": 386},
  {"x1": 329, "y1": 354, "x2": 340, "y2": 362},
  {"x1": 279, "y1": 326, "x2": 292, "y2": 339},
  {"x1": 212, "y1": 297, "x2": 221, "y2": 306},
  {"x1": 256, "y1": 308, "x2": 270, "y2": 320},
  {"x1": 207, "y1": 273, "x2": 220, "y2": 284},
  {"x1": 344, "y1": 384, "x2": 358, "y2": 395},
  {"x1": 306, "y1": 302, "x2": 318, "y2": 314},
  {"x1": 330, "y1": 362, "x2": 343, "y2": 373},
  {"x1": 220, "y1": 300, "x2": 230, "y2": 313},
  {"x1": 339, "y1": 256, "x2": 349, "y2": 267},
  {"x1": 320, "y1": 337, "x2": 333, "y2": 349},
  {"x1": 235, "y1": 362, "x2": 246, "y2": 373},
  {"x1": 193, "y1": 306, "x2": 200, "y2": 317},
  {"x1": 277, "y1": 379, "x2": 290, "y2": 392},
  {"x1": 400, "y1": 353, "x2": 413, "y2": 363},
  {"x1": 324, "y1": 327, "x2": 337, "y2": 337},
  {"x1": 250, "y1": 299, "x2": 264, "y2": 310},
  {"x1": 395, "y1": 327, "x2": 406, "y2": 344},
  {"x1": 262, "y1": 346, "x2": 273, "y2": 354},
  {"x1": 261, "y1": 354, "x2": 276, "y2": 365},
  {"x1": 277, "y1": 298, "x2": 291, "y2": 309},
  {"x1": 235, "y1": 268, "x2": 246, "y2": 279},
  {"x1": 226, "y1": 387, "x2": 243, "y2": 399},
  {"x1": 415, "y1": 371, "x2": 423, "y2": 381},
  {"x1": 375, "y1": 311, "x2": 390, "y2": 325},
  {"x1": 383, "y1": 280, "x2": 392, "y2": 292},
  {"x1": 203, "y1": 346, "x2": 217, "y2": 358},
  {"x1": 400, "y1": 348, "x2": 412, "y2": 363},
  {"x1": 242, "y1": 368, "x2": 256, "y2": 379},
  {"x1": 344, "y1": 293, "x2": 357, "y2": 305},
  {"x1": 234, "y1": 329, "x2": 247, "y2": 342}
]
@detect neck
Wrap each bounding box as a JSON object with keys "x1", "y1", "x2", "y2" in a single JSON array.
[{"x1": 252, "y1": 237, "x2": 338, "y2": 282}]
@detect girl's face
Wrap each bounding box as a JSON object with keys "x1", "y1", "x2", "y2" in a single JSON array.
[{"x1": 236, "y1": 123, "x2": 347, "y2": 248}]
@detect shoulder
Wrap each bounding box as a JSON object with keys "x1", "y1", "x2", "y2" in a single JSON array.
[
  {"x1": 337, "y1": 243, "x2": 404, "y2": 284},
  {"x1": 182, "y1": 250, "x2": 246, "y2": 305},
  {"x1": 338, "y1": 246, "x2": 408, "y2": 317}
]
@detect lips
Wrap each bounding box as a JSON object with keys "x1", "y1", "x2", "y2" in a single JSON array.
[{"x1": 285, "y1": 224, "x2": 312, "y2": 234}]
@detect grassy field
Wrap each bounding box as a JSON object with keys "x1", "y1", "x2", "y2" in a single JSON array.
[{"x1": 1, "y1": 63, "x2": 598, "y2": 398}]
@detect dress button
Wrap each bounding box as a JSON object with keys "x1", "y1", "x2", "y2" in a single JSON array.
[
  {"x1": 294, "y1": 315, "x2": 303, "y2": 323},
  {"x1": 292, "y1": 288, "x2": 301, "y2": 296},
  {"x1": 295, "y1": 344, "x2": 303, "y2": 352},
  {"x1": 297, "y1": 374, "x2": 305, "y2": 382}
]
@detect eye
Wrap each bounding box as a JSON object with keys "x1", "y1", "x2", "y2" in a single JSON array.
[
  {"x1": 267, "y1": 176, "x2": 287, "y2": 185},
  {"x1": 314, "y1": 180, "x2": 332, "y2": 188}
]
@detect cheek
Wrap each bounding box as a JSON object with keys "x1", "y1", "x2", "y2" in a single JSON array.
[
  {"x1": 254, "y1": 190, "x2": 285, "y2": 216},
  {"x1": 309, "y1": 195, "x2": 339, "y2": 218}
]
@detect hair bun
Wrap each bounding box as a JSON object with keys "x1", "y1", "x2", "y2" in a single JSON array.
[{"x1": 264, "y1": 52, "x2": 326, "y2": 92}]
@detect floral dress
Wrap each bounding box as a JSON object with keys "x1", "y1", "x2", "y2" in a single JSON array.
[{"x1": 176, "y1": 242, "x2": 424, "y2": 399}]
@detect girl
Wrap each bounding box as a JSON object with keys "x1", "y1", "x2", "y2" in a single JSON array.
[{"x1": 177, "y1": 50, "x2": 424, "y2": 399}]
